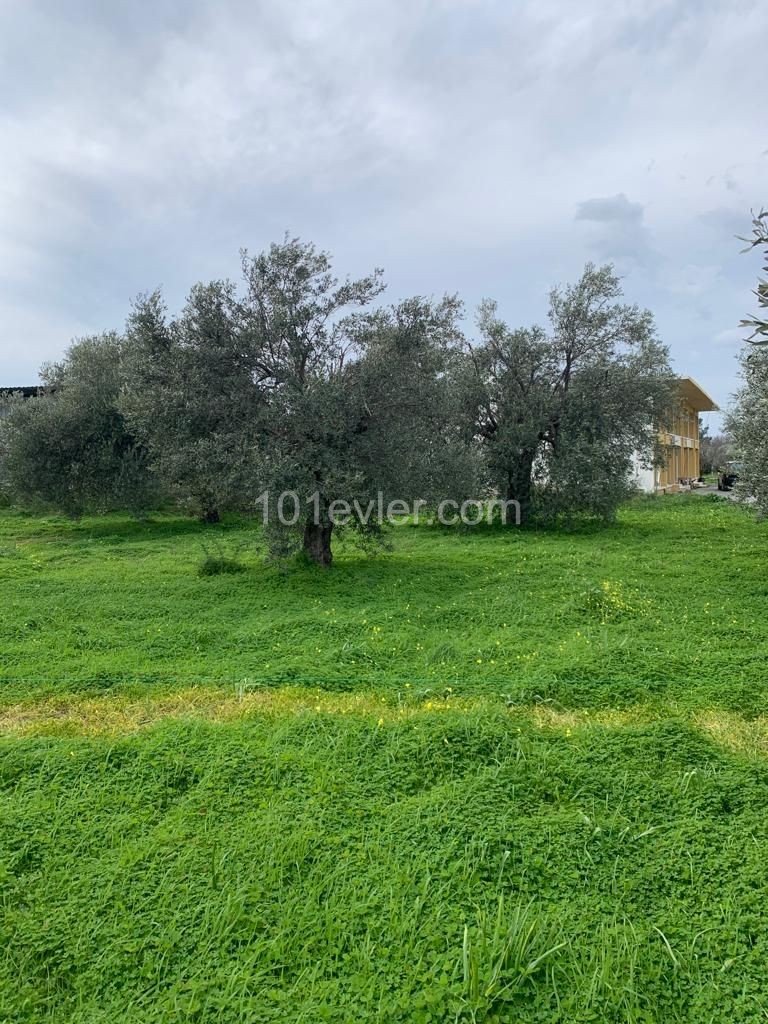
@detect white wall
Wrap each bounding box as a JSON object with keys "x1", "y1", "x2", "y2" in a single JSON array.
[{"x1": 631, "y1": 453, "x2": 656, "y2": 493}]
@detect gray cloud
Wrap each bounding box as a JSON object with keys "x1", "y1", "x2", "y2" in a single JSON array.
[
  {"x1": 575, "y1": 194, "x2": 645, "y2": 224},
  {"x1": 0, "y1": 0, "x2": 766, "y2": 428},
  {"x1": 575, "y1": 193, "x2": 653, "y2": 269}
]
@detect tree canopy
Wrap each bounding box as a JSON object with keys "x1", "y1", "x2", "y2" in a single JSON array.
[
  {"x1": 122, "y1": 238, "x2": 474, "y2": 563},
  {"x1": 0, "y1": 333, "x2": 156, "y2": 516},
  {"x1": 1, "y1": 240, "x2": 678, "y2": 562},
  {"x1": 465, "y1": 263, "x2": 676, "y2": 522}
]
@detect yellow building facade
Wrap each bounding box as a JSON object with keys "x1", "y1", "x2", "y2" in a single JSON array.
[{"x1": 654, "y1": 377, "x2": 719, "y2": 492}]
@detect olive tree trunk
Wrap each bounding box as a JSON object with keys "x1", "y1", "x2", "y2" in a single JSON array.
[
  {"x1": 506, "y1": 449, "x2": 535, "y2": 523},
  {"x1": 303, "y1": 520, "x2": 333, "y2": 567}
]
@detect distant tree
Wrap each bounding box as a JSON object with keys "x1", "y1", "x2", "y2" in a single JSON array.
[
  {"x1": 726, "y1": 210, "x2": 768, "y2": 514},
  {"x1": 698, "y1": 421, "x2": 730, "y2": 475},
  {"x1": 467, "y1": 263, "x2": 676, "y2": 522},
  {"x1": 0, "y1": 334, "x2": 156, "y2": 515}
]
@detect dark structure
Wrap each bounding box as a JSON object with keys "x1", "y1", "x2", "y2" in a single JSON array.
[
  {"x1": 0, "y1": 386, "x2": 43, "y2": 399},
  {"x1": 0, "y1": 386, "x2": 45, "y2": 419}
]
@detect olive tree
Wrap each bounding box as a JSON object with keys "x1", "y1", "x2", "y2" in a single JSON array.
[
  {"x1": 0, "y1": 333, "x2": 155, "y2": 515},
  {"x1": 738, "y1": 209, "x2": 768, "y2": 344},
  {"x1": 124, "y1": 237, "x2": 473, "y2": 564},
  {"x1": 467, "y1": 263, "x2": 676, "y2": 521},
  {"x1": 240, "y1": 244, "x2": 478, "y2": 564},
  {"x1": 122, "y1": 282, "x2": 262, "y2": 523},
  {"x1": 345, "y1": 295, "x2": 480, "y2": 515},
  {"x1": 727, "y1": 211, "x2": 768, "y2": 514},
  {"x1": 728, "y1": 347, "x2": 768, "y2": 515}
]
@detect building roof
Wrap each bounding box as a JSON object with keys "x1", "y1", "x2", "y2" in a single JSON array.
[{"x1": 678, "y1": 376, "x2": 719, "y2": 412}]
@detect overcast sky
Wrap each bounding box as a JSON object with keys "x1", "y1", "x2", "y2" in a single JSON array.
[{"x1": 1, "y1": 0, "x2": 766, "y2": 426}]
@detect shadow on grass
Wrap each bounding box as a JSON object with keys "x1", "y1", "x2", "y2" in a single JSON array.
[{"x1": 11, "y1": 511, "x2": 259, "y2": 546}]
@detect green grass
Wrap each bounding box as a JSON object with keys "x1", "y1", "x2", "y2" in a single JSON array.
[
  {"x1": 2, "y1": 495, "x2": 767, "y2": 711},
  {"x1": 1, "y1": 496, "x2": 768, "y2": 1021}
]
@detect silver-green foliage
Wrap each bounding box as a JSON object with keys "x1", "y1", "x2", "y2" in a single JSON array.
[
  {"x1": 698, "y1": 422, "x2": 731, "y2": 476},
  {"x1": 738, "y1": 209, "x2": 768, "y2": 344},
  {"x1": 2, "y1": 244, "x2": 679, "y2": 546},
  {"x1": 727, "y1": 212, "x2": 768, "y2": 514},
  {"x1": 467, "y1": 263, "x2": 676, "y2": 521},
  {"x1": 123, "y1": 237, "x2": 474, "y2": 562},
  {"x1": 0, "y1": 333, "x2": 156, "y2": 515},
  {"x1": 122, "y1": 280, "x2": 260, "y2": 523}
]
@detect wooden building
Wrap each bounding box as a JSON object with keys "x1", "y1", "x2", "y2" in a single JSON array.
[{"x1": 634, "y1": 377, "x2": 719, "y2": 493}]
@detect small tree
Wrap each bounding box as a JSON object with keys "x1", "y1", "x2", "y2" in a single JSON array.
[
  {"x1": 467, "y1": 263, "x2": 676, "y2": 522},
  {"x1": 699, "y1": 421, "x2": 731, "y2": 476},
  {"x1": 465, "y1": 318, "x2": 553, "y2": 520},
  {"x1": 0, "y1": 334, "x2": 155, "y2": 515}
]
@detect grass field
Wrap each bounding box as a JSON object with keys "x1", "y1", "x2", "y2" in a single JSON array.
[{"x1": 2, "y1": 496, "x2": 768, "y2": 1021}]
